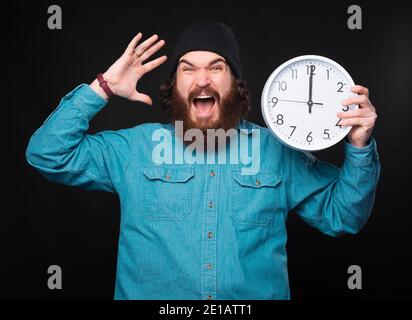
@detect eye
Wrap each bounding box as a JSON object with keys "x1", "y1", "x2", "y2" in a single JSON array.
[
  {"x1": 211, "y1": 65, "x2": 223, "y2": 71},
  {"x1": 181, "y1": 65, "x2": 194, "y2": 72}
]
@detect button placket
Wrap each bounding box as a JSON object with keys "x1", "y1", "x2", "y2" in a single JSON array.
[{"x1": 202, "y1": 165, "x2": 218, "y2": 300}]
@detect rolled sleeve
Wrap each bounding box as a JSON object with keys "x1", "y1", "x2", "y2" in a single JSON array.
[
  {"x1": 344, "y1": 138, "x2": 380, "y2": 167},
  {"x1": 70, "y1": 84, "x2": 108, "y2": 121}
]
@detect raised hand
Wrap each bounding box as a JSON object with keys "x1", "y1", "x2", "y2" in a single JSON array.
[{"x1": 91, "y1": 33, "x2": 167, "y2": 104}]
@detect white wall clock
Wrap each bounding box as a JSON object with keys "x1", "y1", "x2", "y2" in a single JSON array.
[{"x1": 261, "y1": 55, "x2": 357, "y2": 151}]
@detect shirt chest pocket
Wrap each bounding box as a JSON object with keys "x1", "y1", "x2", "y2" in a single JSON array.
[
  {"x1": 232, "y1": 171, "x2": 282, "y2": 226},
  {"x1": 142, "y1": 166, "x2": 195, "y2": 221}
]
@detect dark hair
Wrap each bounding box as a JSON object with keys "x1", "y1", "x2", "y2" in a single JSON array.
[{"x1": 159, "y1": 75, "x2": 251, "y2": 119}]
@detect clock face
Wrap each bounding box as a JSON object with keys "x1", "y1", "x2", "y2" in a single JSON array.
[{"x1": 261, "y1": 55, "x2": 357, "y2": 151}]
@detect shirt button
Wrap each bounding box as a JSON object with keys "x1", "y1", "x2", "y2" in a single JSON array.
[
  {"x1": 208, "y1": 201, "x2": 213, "y2": 208},
  {"x1": 206, "y1": 263, "x2": 213, "y2": 269},
  {"x1": 207, "y1": 232, "x2": 213, "y2": 239},
  {"x1": 210, "y1": 171, "x2": 216, "y2": 177},
  {"x1": 165, "y1": 175, "x2": 171, "y2": 181},
  {"x1": 255, "y1": 179, "x2": 261, "y2": 186},
  {"x1": 207, "y1": 295, "x2": 213, "y2": 300}
]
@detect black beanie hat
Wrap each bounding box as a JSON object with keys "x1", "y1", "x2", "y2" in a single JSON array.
[{"x1": 168, "y1": 20, "x2": 242, "y2": 78}]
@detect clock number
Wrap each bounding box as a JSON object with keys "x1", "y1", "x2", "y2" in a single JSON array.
[
  {"x1": 335, "y1": 119, "x2": 343, "y2": 128},
  {"x1": 342, "y1": 104, "x2": 349, "y2": 112},
  {"x1": 291, "y1": 69, "x2": 298, "y2": 79},
  {"x1": 307, "y1": 64, "x2": 316, "y2": 75},
  {"x1": 289, "y1": 126, "x2": 297, "y2": 138},
  {"x1": 323, "y1": 129, "x2": 331, "y2": 140},
  {"x1": 326, "y1": 68, "x2": 331, "y2": 80},
  {"x1": 271, "y1": 97, "x2": 278, "y2": 108},
  {"x1": 275, "y1": 114, "x2": 284, "y2": 125},
  {"x1": 275, "y1": 81, "x2": 287, "y2": 91},
  {"x1": 337, "y1": 82, "x2": 344, "y2": 92},
  {"x1": 306, "y1": 131, "x2": 313, "y2": 143}
]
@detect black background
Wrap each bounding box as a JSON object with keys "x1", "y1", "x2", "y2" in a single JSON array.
[{"x1": 5, "y1": 0, "x2": 412, "y2": 300}]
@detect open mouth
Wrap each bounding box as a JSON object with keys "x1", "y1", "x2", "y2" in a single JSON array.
[{"x1": 192, "y1": 95, "x2": 216, "y2": 117}]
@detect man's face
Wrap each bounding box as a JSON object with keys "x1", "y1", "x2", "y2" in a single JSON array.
[{"x1": 175, "y1": 51, "x2": 233, "y2": 129}]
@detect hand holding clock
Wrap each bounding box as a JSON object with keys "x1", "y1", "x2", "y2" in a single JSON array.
[{"x1": 337, "y1": 85, "x2": 377, "y2": 148}]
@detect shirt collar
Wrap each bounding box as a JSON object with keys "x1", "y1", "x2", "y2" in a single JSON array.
[{"x1": 167, "y1": 119, "x2": 254, "y2": 136}]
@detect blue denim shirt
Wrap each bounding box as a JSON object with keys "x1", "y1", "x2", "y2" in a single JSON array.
[{"x1": 26, "y1": 84, "x2": 380, "y2": 300}]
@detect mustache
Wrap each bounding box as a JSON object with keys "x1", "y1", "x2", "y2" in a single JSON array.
[{"x1": 188, "y1": 87, "x2": 220, "y2": 103}]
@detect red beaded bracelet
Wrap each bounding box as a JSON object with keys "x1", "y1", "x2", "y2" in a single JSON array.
[{"x1": 96, "y1": 73, "x2": 114, "y2": 97}]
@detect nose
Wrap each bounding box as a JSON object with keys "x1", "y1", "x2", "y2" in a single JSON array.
[{"x1": 194, "y1": 69, "x2": 211, "y2": 88}]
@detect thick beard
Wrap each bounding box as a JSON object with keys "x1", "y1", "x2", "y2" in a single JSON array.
[{"x1": 170, "y1": 79, "x2": 242, "y2": 145}]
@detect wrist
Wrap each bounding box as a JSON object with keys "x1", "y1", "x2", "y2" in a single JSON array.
[
  {"x1": 90, "y1": 79, "x2": 109, "y2": 101},
  {"x1": 348, "y1": 136, "x2": 370, "y2": 149},
  {"x1": 97, "y1": 73, "x2": 115, "y2": 97},
  {"x1": 350, "y1": 141, "x2": 367, "y2": 148}
]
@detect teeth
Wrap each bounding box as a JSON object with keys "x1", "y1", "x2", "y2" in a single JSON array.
[{"x1": 195, "y1": 95, "x2": 213, "y2": 99}]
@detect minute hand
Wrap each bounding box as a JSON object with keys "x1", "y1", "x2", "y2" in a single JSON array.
[{"x1": 307, "y1": 65, "x2": 316, "y2": 113}]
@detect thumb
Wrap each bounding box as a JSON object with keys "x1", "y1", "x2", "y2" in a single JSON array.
[{"x1": 129, "y1": 91, "x2": 153, "y2": 106}]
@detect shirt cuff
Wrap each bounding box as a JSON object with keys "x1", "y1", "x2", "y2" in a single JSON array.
[
  {"x1": 66, "y1": 84, "x2": 108, "y2": 121},
  {"x1": 344, "y1": 137, "x2": 379, "y2": 167}
]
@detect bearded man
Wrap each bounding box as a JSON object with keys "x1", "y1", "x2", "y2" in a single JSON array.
[{"x1": 26, "y1": 20, "x2": 380, "y2": 300}]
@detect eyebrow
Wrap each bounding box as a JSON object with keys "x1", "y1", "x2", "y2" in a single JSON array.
[{"x1": 178, "y1": 58, "x2": 227, "y2": 68}]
